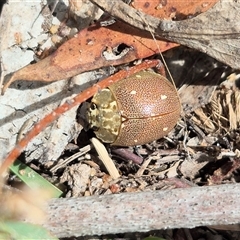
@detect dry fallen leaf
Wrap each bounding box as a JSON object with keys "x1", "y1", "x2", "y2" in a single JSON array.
[
  {"x1": 90, "y1": 0, "x2": 240, "y2": 69},
  {"x1": 131, "y1": 0, "x2": 217, "y2": 19}
]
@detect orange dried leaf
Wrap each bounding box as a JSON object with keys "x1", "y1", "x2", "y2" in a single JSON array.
[
  {"x1": 3, "y1": 22, "x2": 176, "y2": 92},
  {"x1": 132, "y1": 0, "x2": 217, "y2": 19}
]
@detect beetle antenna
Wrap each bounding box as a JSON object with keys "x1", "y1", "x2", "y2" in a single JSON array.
[{"x1": 136, "y1": 11, "x2": 177, "y2": 90}]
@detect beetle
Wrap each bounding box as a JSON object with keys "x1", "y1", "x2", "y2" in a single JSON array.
[{"x1": 86, "y1": 70, "x2": 181, "y2": 146}]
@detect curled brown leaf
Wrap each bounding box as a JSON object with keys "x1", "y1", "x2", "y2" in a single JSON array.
[{"x1": 90, "y1": 0, "x2": 240, "y2": 69}]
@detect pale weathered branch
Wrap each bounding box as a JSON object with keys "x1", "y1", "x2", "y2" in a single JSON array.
[{"x1": 44, "y1": 183, "x2": 240, "y2": 237}]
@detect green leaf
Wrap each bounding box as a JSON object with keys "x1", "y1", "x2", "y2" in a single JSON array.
[{"x1": 0, "y1": 221, "x2": 58, "y2": 240}]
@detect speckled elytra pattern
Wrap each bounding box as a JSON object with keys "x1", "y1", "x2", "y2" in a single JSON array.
[{"x1": 89, "y1": 70, "x2": 181, "y2": 146}]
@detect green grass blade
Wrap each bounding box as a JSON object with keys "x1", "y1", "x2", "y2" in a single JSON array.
[{"x1": 10, "y1": 159, "x2": 63, "y2": 198}]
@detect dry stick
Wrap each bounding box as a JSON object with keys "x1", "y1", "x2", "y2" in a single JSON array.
[
  {"x1": 89, "y1": 0, "x2": 240, "y2": 69},
  {"x1": 91, "y1": 137, "x2": 120, "y2": 179},
  {"x1": 0, "y1": 60, "x2": 160, "y2": 174},
  {"x1": 44, "y1": 183, "x2": 240, "y2": 238}
]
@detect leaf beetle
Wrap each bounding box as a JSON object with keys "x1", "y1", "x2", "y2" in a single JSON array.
[{"x1": 86, "y1": 70, "x2": 181, "y2": 146}]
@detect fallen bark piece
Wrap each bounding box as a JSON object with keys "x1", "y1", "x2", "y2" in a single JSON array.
[{"x1": 44, "y1": 183, "x2": 240, "y2": 237}]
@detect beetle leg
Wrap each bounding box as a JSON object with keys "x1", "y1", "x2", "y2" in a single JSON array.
[{"x1": 154, "y1": 59, "x2": 166, "y2": 77}]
